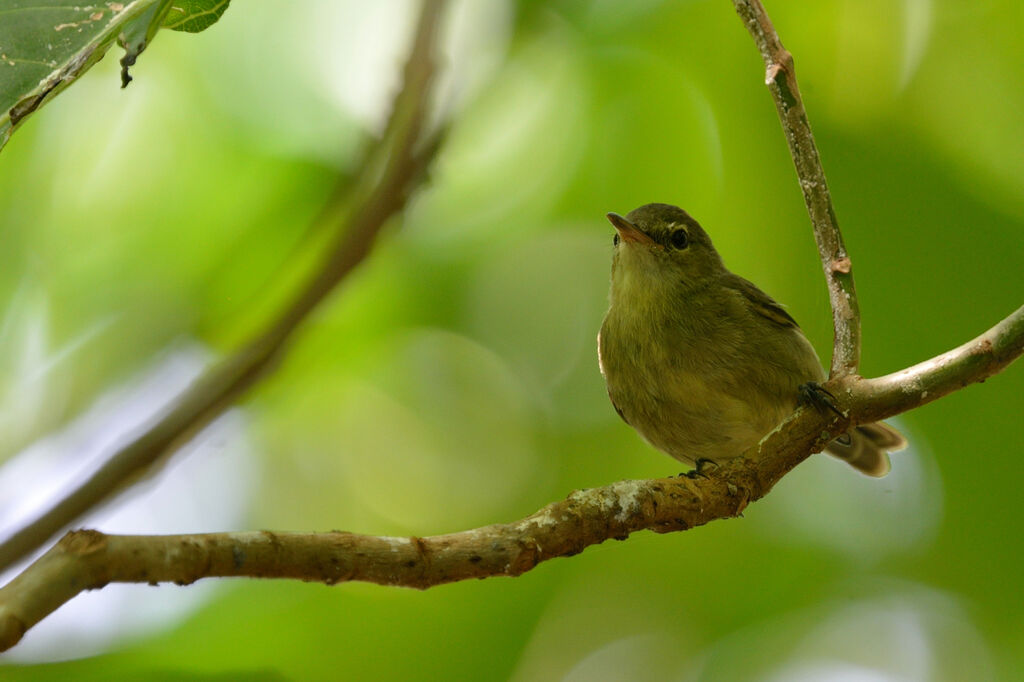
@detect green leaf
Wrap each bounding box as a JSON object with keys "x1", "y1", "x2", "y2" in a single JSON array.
[
  {"x1": 0, "y1": 0, "x2": 232, "y2": 153},
  {"x1": 0, "y1": 0, "x2": 161, "y2": 151},
  {"x1": 161, "y1": 0, "x2": 231, "y2": 33}
]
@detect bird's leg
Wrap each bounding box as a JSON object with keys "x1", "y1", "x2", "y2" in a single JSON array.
[{"x1": 798, "y1": 382, "x2": 845, "y2": 418}]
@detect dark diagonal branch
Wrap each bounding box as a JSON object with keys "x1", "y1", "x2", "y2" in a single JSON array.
[
  {"x1": 732, "y1": 0, "x2": 861, "y2": 377},
  {"x1": 0, "y1": 0, "x2": 449, "y2": 574},
  {"x1": 1, "y1": 305, "x2": 1022, "y2": 652}
]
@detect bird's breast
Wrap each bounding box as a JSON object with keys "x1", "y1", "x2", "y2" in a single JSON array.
[{"x1": 599, "y1": 300, "x2": 800, "y2": 464}]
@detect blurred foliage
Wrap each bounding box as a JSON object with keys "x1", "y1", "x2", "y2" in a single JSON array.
[{"x1": 1, "y1": 0, "x2": 1022, "y2": 679}]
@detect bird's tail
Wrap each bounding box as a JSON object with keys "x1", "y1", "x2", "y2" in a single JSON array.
[{"x1": 825, "y1": 421, "x2": 908, "y2": 477}]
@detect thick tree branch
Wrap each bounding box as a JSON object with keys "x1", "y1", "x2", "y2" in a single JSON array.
[
  {"x1": 732, "y1": 0, "x2": 861, "y2": 377},
  {"x1": 0, "y1": 0, "x2": 449, "y2": 574},
  {"x1": 1, "y1": 305, "x2": 1021, "y2": 653}
]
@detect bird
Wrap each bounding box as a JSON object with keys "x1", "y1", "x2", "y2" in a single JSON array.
[{"x1": 597, "y1": 202, "x2": 906, "y2": 476}]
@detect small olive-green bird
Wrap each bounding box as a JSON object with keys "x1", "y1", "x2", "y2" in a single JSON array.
[{"x1": 598, "y1": 203, "x2": 906, "y2": 476}]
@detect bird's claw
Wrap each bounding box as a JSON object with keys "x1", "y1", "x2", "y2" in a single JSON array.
[
  {"x1": 683, "y1": 457, "x2": 719, "y2": 479},
  {"x1": 798, "y1": 382, "x2": 845, "y2": 418}
]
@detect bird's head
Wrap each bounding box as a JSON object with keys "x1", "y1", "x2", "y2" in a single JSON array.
[{"x1": 606, "y1": 203, "x2": 725, "y2": 299}]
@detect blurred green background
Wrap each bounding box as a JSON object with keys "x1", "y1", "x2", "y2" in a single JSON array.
[{"x1": 1, "y1": 0, "x2": 1022, "y2": 679}]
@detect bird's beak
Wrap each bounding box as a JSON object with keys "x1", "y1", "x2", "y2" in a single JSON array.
[{"x1": 606, "y1": 212, "x2": 656, "y2": 246}]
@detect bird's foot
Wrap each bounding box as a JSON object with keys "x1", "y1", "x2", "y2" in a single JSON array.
[
  {"x1": 798, "y1": 382, "x2": 845, "y2": 418},
  {"x1": 683, "y1": 458, "x2": 719, "y2": 479}
]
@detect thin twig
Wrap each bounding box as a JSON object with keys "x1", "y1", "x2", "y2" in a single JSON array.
[
  {"x1": 731, "y1": 0, "x2": 861, "y2": 377},
  {"x1": 0, "y1": 0, "x2": 449, "y2": 574},
  {"x1": 846, "y1": 305, "x2": 1024, "y2": 423},
  {"x1": 0, "y1": 305, "x2": 1021, "y2": 652}
]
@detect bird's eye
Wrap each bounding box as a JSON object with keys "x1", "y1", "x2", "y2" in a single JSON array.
[
  {"x1": 670, "y1": 230, "x2": 689, "y2": 249},
  {"x1": 613, "y1": 233, "x2": 620, "y2": 246}
]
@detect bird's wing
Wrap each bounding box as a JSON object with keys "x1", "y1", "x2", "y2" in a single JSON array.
[{"x1": 722, "y1": 273, "x2": 800, "y2": 329}]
